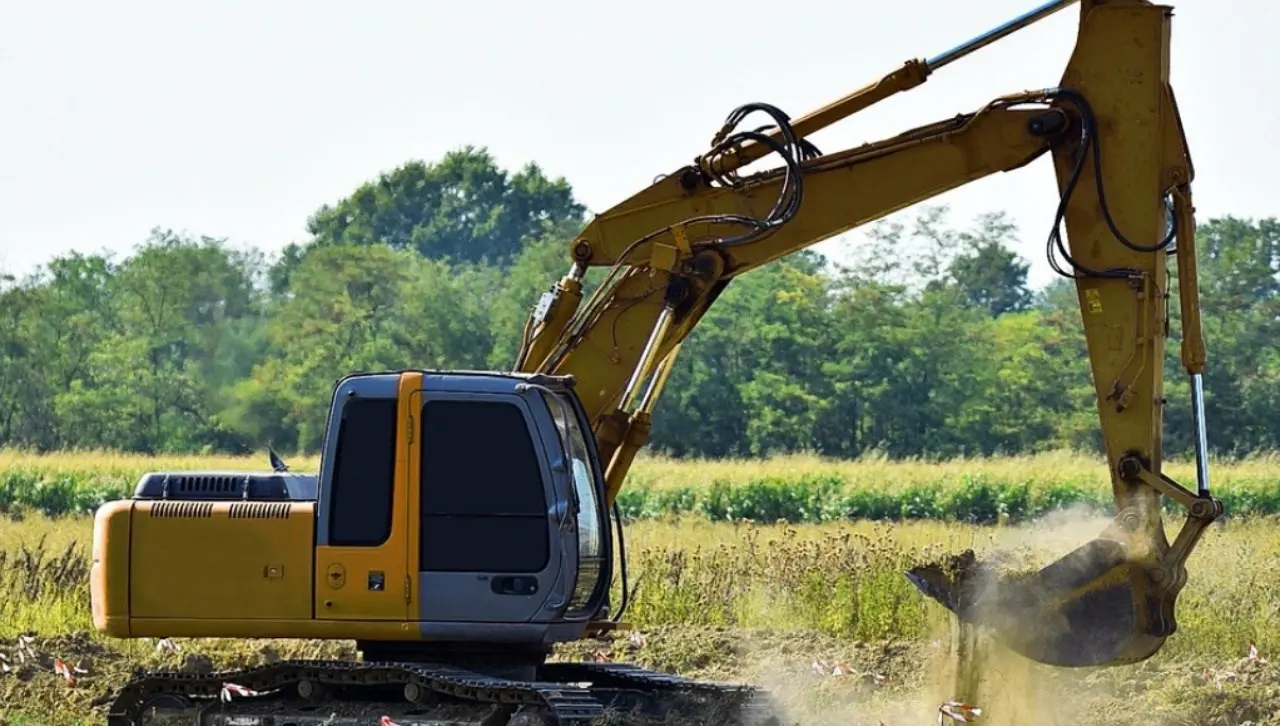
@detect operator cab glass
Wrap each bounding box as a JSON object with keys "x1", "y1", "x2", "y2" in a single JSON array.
[
  {"x1": 544, "y1": 391, "x2": 608, "y2": 616},
  {"x1": 419, "y1": 399, "x2": 550, "y2": 574}
]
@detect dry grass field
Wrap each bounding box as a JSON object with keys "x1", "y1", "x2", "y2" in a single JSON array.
[{"x1": 2, "y1": 451, "x2": 1279, "y2": 724}]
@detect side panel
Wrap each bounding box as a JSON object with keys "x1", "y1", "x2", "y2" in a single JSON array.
[
  {"x1": 415, "y1": 390, "x2": 566, "y2": 624},
  {"x1": 314, "y1": 372, "x2": 419, "y2": 621},
  {"x1": 128, "y1": 501, "x2": 314, "y2": 621},
  {"x1": 91, "y1": 500, "x2": 134, "y2": 636}
]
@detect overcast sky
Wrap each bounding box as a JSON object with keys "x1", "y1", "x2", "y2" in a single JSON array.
[{"x1": 2, "y1": 0, "x2": 1274, "y2": 290}]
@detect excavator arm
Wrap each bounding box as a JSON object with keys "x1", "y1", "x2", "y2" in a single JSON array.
[
  {"x1": 520, "y1": 100, "x2": 1058, "y2": 488},
  {"x1": 514, "y1": 0, "x2": 1222, "y2": 668}
]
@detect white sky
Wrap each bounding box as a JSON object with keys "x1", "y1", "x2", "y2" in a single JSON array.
[{"x1": 2, "y1": 0, "x2": 1275, "y2": 290}]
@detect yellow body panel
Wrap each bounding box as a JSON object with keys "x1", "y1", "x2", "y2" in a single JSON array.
[
  {"x1": 128, "y1": 500, "x2": 315, "y2": 621},
  {"x1": 405, "y1": 382, "x2": 423, "y2": 617},
  {"x1": 124, "y1": 618, "x2": 420, "y2": 640},
  {"x1": 93, "y1": 489, "x2": 425, "y2": 640},
  {"x1": 313, "y1": 538, "x2": 406, "y2": 620},
  {"x1": 313, "y1": 371, "x2": 421, "y2": 621},
  {"x1": 91, "y1": 500, "x2": 134, "y2": 637}
]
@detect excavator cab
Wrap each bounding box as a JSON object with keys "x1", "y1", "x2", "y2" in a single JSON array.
[{"x1": 92, "y1": 370, "x2": 618, "y2": 664}]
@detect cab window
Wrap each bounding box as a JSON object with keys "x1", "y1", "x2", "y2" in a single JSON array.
[
  {"x1": 419, "y1": 399, "x2": 550, "y2": 573},
  {"x1": 328, "y1": 397, "x2": 398, "y2": 546}
]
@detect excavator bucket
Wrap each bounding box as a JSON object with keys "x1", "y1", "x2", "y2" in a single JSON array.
[
  {"x1": 906, "y1": 534, "x2": 1171, "y2": 667},
  {"x1": 906, "y1": 450, "x2": 1223, "y2": 668}
]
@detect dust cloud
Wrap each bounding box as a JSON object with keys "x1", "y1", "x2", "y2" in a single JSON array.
[
  {"x1": 748, "y1": 505, "x2": 1154, "y2": 726},
  {"x1": 921, "y1": 504, "x2": 1125, "y2": 726},
  {"x1": 742, "y1": 627, "x2": 1112, "y2": 725},
  {"x1": 981, "y1": 503, "x2": 1119, "y2": 565}
]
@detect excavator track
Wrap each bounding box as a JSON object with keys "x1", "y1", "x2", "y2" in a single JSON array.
[
  {"x1": 105, "y1": 658, "x2": 783, "y2": 726},
  {"x1": 543, "y1": 661, "x2": 779, "y2": 723}
]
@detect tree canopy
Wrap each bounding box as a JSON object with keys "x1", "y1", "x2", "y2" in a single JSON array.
[
  {"x1": 269, "y1": 146, "x2": 586, "y2": 292},
  {"x1": 1, "y1": 148, "x2": 1276, "y2": 458}
]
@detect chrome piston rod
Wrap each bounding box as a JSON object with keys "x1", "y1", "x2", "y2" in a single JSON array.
[
  {"x1": 927, "y1": 0, "x2": 1081, "y2": 71},
  {"x1": 619, "y1": 303, "x2": 676, "y2": 412},
  {"x1": 1190, "y1": 373, "x2": 1211, "y2": 496}
]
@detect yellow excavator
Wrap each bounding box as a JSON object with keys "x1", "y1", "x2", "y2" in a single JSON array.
[{"x1": 89, "y1": 0, "x2": 1223, "y2": 723}]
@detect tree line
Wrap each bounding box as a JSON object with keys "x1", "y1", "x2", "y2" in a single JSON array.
[{"x1": 1, "y1": 147, "x2": 1276, "y2": 459}]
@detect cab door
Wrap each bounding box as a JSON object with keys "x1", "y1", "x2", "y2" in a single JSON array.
[
  {"x1": 414, "y1": 388, "x2": 561, "y2": 624},
  {"x1": 314, "y1": 372, "x2": 419, "y2": 621}
]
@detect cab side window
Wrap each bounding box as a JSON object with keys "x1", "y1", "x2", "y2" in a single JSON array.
[
  {"x1": 328, "y1": 397, "x2": 398, "y2": 546},
  {"x1": 419, "y1": 399, "x2": 549, "y2": 573}
]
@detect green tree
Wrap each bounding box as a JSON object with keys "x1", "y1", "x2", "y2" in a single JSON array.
[
  {"x1": 481, "y1": 218, "x2": 602, "y2": 370},
  {"x1": 51, "y1": 231, "x2": 265, "y2": 453},
  {"x1": 0, "y1": 142, "x2": 1275, "y2": 462},
  {"x1": 273, "y1": 147, "x2": 586, "y2": 292},
  {"x1": 647, "y1": 252, "x2": 832, "y2": 457},
  {"x1": 948, "y1": 212, "x2": 1033, "y2": 316},
  {"x1": 0, "y1": 253, "x2": 119, "y2": 449},
  {"x1": 231, "y1": 245, "x2": 494, "y2": 451},
  {"x1": 1162, "y1": 216, "x2": 1280, "y2": 455}
]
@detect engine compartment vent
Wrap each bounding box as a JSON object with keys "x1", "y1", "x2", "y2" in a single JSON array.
[
  {"x1": 149, "y1": 501, "x2": 215, "y2": 518},
  {"x1": 228, "y1": 502, "x2": 292, "y2": 519},
  {"x1": 175, "y1": 475, "x2": 240, "y2": 495}
]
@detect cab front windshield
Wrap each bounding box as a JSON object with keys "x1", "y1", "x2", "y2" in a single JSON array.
[{"x1": 545, "y1": 394, "x2": 602, "y2": 561}]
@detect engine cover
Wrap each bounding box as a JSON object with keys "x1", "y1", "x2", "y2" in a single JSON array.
[{"x1": 131, "y1": 471, "x2": 318, "y2": 501}]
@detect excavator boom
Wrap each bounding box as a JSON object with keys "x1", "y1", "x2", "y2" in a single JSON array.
[{"x1": 516, "y1": 0, "x2": 1221, "y2": 667}]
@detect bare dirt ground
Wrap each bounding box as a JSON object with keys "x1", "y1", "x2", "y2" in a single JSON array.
[{"x1": 3, "y1": 625, "x2": 1278, "y2": 726}]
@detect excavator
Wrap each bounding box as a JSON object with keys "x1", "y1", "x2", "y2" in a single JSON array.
[{"x1": 88, "y1": 0, "x2": 1224, "y2": 723}]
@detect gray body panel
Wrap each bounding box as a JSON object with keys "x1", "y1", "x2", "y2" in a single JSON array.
[{"x1": 414, "y1": 621, "x2": 590, "y2": 644}]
